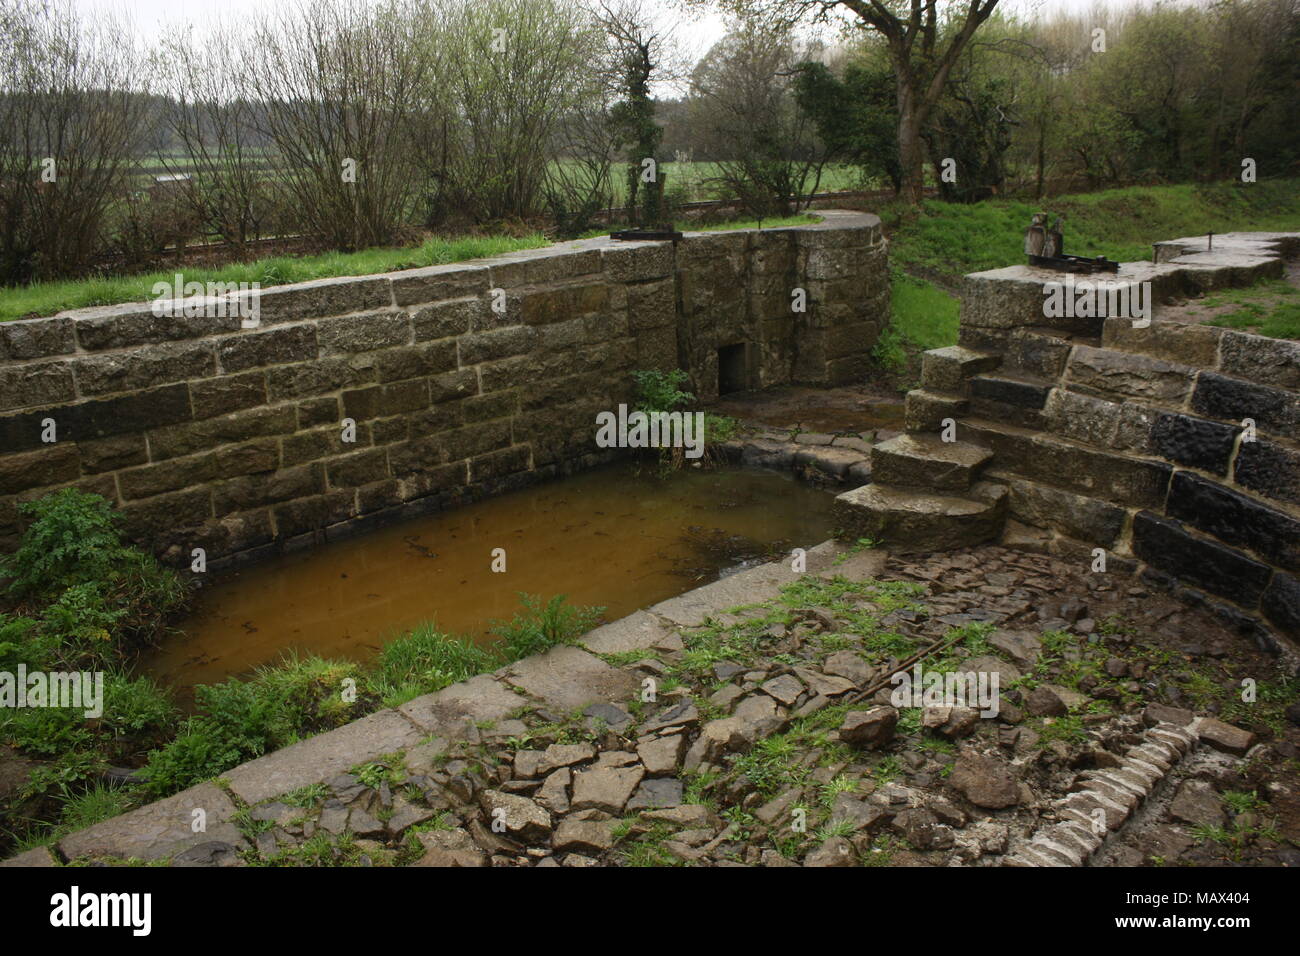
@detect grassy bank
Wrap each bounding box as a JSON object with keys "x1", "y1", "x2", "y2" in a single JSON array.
[
  {"x1": 0, "y1": 234, "x2": 551, "y2": 323},
  {"x1": 0, "y1": 213, "x2": 828, "y2": 324},
  {"x1": 0, "y1": 488, "x2": 601, "y2": 856},
  {"x1": 874, "y1": 178, "x2": 1300, "y2": 374}
]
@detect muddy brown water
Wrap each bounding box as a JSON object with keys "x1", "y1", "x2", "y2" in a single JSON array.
[{"x1": 143, "y1": 461, "x2": 836, "y2": 695}]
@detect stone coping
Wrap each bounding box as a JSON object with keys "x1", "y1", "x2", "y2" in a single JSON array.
[{"x1": 0, "y1": 210, "x2": 884, "y2": 339}]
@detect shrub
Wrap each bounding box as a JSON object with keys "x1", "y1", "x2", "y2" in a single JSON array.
[
  {"x1": 0, "y1": 613, "x2": 55, "y2": 671},
  {"x1": 99, "y1": 674, "x2": 178, "y2": 743},
  {"x1": 0, "y1": 490, "x2": 188, "y2": 665},
  {"x1": 254, "y1": 653, "x2": 374, "y2": 738},
  {"x1": 139, "y1": 722, "x2": 246, "y2": 798},
  {"x1": 0, "y1": 701, "x2": 95, "y2": 758},
  {"x1": 1, "y1": 490, "x2": 126, "y2": 601},
  {"x1": 140, "y1": 678, "x2": 279, "y2": 796},
  {"x1": 632, "y1": 368, "x2": 694, "y2": 413}
]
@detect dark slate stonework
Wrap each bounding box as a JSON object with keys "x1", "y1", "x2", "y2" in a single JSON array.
[
  {"x1": 1192, "y1": 371, "x2": 1300, "y2": 436},
  {"x1": 1166, "y1": 471, "x2": 1300, "y2": 572},
  {"x1": 1261, "y1": 571, "x2": 1300, "y2": 637},
  {"x1": 1233, "y1": 438, "x2": 1300, "y2": 506},
  {"x1": 1131, "y1": 510, "x2": 1273, "y2": 608},
  {"x1": 968, "y1": 374, "x2": 1052, "y2": 409},
  {"x1": 1149, "y1": 412, "x2": 1239, "y2": 475}
]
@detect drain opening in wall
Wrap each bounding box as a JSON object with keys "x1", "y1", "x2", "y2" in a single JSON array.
[{"x1": 718, "y1": 343, "x2": 749, "y2": 395}]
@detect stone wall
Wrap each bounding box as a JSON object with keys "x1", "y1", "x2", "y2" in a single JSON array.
[
  {"x1": 959, "y1": 234, "x2": 1299, "y2": 647},
  {"x1": 840, "y1": 231, "x2": 1300, "y2": 651},
  {"x1": 0, "y1": 212, "x2": 887, "y2": 569}
]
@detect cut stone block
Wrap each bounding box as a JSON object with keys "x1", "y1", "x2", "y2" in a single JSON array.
[
  {"x1": 920, "y1": 345, "x2": 1001, "y2": 392},
  {"x1": 904, "y1": 388, "x2": 967, "y2": 433},
  {"x1": 833, "y1": 480, "x2": 1007, "y2": 553},
  {"x1": 870, "y1": 433, "x2": 993, "y2": 492},
  {"x1": 59, "y1": 782, "x2": 243, "y2": 862},
  {"x1": 503, "y1": 645, "x2": 639, "y2": 711},
  {"x1": 224, "y1": 708, "x2": 424, "y2": 804}
]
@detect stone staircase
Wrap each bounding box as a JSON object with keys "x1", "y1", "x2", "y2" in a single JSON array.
[
  {"x1": 834, "y1": 229, "x2": 1300, "y2": 622},
  {"x1": 833, "y1": 346, "x2": 1007, "y2": 552}
]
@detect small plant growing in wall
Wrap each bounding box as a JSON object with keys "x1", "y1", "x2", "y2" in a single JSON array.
[
  {"x1": 629, "y1": 369, "x2": 738, "y2": 469},
  {"x1": 632, "y1": 368, "x2": 694, "y2": 413}
]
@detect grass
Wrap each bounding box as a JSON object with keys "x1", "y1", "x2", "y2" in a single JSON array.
[
  {"x1": 1, "y1": 209, "x2": 829, "y2": 323},
  {"x1": 1195, "y1": 279, "x2": 1300, "y2": 340},
  {"x1": 0, "y1": 233, "x2": 550, "y2": 322},
  {"x1": 872, "y1": 178, "x2": 1300, "y2": 366},
  {"x1": 884, "y1": 179, "x2": 1300, "y2": 285}
]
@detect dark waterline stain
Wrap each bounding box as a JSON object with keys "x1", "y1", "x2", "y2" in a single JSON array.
[{"x1": 142, "y1": 461, "x2": 836, "y2": 694}]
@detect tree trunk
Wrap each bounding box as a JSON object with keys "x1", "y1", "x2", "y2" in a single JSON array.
[
  {"x1": 1036, "y1": 121, "x2": 1045, "y2": 199},
  {"x1": 896, "y1": 80, "x2": 925, "y2": 205}
]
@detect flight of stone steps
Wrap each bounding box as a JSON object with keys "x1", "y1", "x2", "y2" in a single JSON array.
[
  {"x1": 833, "y1": 345, "x2": 1008, "y2": 552},
  {"x1": 834, "y1": 231, "x2": 1300, "y2": 561}
]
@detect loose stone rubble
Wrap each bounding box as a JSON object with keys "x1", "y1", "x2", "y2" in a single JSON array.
[{"x1": 12, "y1": 537, "x2": 1296, "y2": 868}]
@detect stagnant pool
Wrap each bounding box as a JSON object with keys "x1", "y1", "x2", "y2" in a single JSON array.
[{"x1": 143, "y1": 461, "x2": 836, "y2": 693}]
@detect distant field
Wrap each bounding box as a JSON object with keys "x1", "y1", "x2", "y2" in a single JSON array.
[
  {"x1": 129, "y1": 155, "x2": 867, "y2": 205},
  {"x1": 565, "y1": 161, "x2": 864, "y2": 206}
]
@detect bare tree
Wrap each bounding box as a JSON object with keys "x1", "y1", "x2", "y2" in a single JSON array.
[
  {"x1": 690, "y1": 15, "x2": 831, "y2": 217},
  {"x1": 594, "y1": 0, "x2": 677, "y2": 227},
  {"x1": 437, "y1": 0, "x2": 600, "y2": 223},
  {"x1": 0, "y1": 0, "x2": 152, "y2": 283},
  {"x1": 245, "y1": 0, "x2": 434, "y2": 250},
  {"x1": 160, "y1": 26, "x2": 277, "y2": 252}
]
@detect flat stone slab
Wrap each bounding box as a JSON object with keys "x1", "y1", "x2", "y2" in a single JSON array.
[
  {"x1": 0, "y1": 845, "x2": 59, "y2": 867},
  {"x1": 224, "y1": 708, "x2": 424, "y2": 804},
  {"x1": 649, "y1": 560, "x2": 791, "y2": 627},
  {"x1": 59, "y1": 782, "x2": 242, "y2": 862},
  {"x1": 399, "y1": 674, "x2": 524, "y2": 735},
  {"x1": 503, "y1": 645, "x2": 639, "y2": 711},
  {"x1": 804, "y1": 539, "x2": 889, "y2": 581},
  {"x1": 579, "y1": 610, "x2": 678, "y2": 655},
  {"x1": 871, "y1": 434, "x2": 993, "y2": 492}
]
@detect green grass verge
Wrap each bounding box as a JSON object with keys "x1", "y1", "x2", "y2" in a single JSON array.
[
  {"x1": 872, "y1": 178, "x2": 1300, "y2": 365},
  {"x1": 886, "y1": 178, "x2": 1300, "y2": 286},
  {"x1": 1197, "y1": 279, "x2": 1300, "y2": 340},
  {"x1": 0, "y1": 234, "x2": 551, "y2": 323},
  {"x1": 875, "y1": 270, "x2": 960, "y2": 370}
]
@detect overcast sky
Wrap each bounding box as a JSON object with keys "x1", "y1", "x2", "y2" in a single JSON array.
[{"x1": 72, "y1": 0, "x2": 1183, "y2": 66}]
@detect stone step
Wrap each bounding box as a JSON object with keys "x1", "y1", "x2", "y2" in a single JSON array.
[
  {"x1": 960, "y1": 326, "x2": 1094, "y2": 380},
  {"x1": 920, "y1": 345, "x2": 1001, "y2": 393},
  {"x1": 1062, "y1": 344, "x2": 1198, "y2": 405},
  {"x1": 968, "y1": 371, "x2": 1054, "y2": 429},
  {"x1": 870, "y1": 433, "x2": 994, "y2": 492},
  {"x1": 833, "y1": 480, "x2": 1008, "y2": 554},
  {"x1": 956, "y1": 416, "x2": 1173, "y2": 511},
  {"x1": 903, "y1": 388, "x2": 966, "y2": 433},
  {"x1": 1100, "y1": 315, "x2": 1225, "y2": 368}
]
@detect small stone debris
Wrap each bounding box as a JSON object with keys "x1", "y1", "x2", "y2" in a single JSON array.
[{"x1": 47, "y1": 538, "x2": 1295, "y2": 870}]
